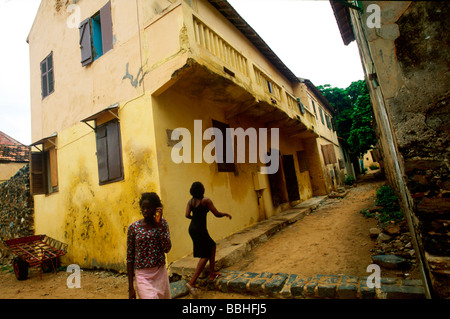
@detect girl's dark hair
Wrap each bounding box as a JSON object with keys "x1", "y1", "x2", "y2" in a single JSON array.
[
  {"x1": 139, "y1": 192, "x2": 162, "y2": 208},
  {"x1": 190, "y1": 182, "x2": 205, "y2": 199}
]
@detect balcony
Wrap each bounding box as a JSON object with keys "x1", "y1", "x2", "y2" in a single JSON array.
[{"x1": 159, "y1": 8, "x2": 318, "y2": 138}]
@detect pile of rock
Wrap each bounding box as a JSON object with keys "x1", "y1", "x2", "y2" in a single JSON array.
[
  {"x1": 0, "y1": 164, "x2": 34, "y2": 264},
  {"x1": 370, "y1": 224, "x2": 415, "y2": 257},
  {"x1": 369, "y1": 222, "x2": 417, "y2": 271}
]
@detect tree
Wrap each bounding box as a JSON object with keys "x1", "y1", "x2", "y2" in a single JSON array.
[{"x1": 317, "y1": 80, "x2": 377, "y2": 157}]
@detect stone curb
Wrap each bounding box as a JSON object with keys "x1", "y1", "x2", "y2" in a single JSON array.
[{"x1": 201, "y1": 270, "x2": 426, "y2": 299}]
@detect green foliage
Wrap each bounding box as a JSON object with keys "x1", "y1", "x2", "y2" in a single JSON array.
[
  {"x1": 344, "y1": 175, "x2": 355, "y2": 186},
  {"x1": 375, "y1": 184, "x2": 403, "y2": 224},
  {"x1": 0, "y1": 264, "x2": 13, "y2": 273},
  {"x1": 360, "y1": 208, "x2": 375, "y2": 218},
  {"x1": 378, "y1": 210, "x2": 404, "y2": 224},
  {"x1": 376, "y1": 184, "x2": 399, "y2": 211},
  {"x1": 317, "y1": 80, "x2": 377, "y2": 157},
  {"x1": 360, "y1": 184, "x2": 404, "y2": 224},
  {"x1": 369, "y1": 164, "x2": 379, "y2": 170}
]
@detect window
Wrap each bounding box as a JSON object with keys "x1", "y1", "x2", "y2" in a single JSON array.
[
  {"x1": 30, "y1": 139, "x2": 58, "y2": 195},
  {"x1": 331, "y1": 117, "x2": 337, "y2": 132},
  {"x1": 319, "y1": 107, "x2": 325, "y2": 125},
  {"x1": 95, "y1": 119, "x2": 124, "y2": 184},
  {"x1": 321, "y1": 144, "x2": 337, "y2": 165},
  {"x1": 267, "y1": 80, "x2": 273, "y2": 94},
  {"x1": 79, "y1": 1, "x2": 113, "y2": 66},
  {"x1": 212, "y1": 120, "x2": 235, "y2": 173},
  {"x1": 296, "y1": 98, "x2": 305, "y2": 115},
  {"x1": 40, "y1": 52, "x2": 54, "y2": 99},
  {"x1": 325, "y1": 114, "x2": 332, "y2": 130},
  {"x1": 311, "y1": 100, "x2": 317, "y2": 118},
  {"x1": 296, "y1": 151, "x2": 309, "y2": 172}
]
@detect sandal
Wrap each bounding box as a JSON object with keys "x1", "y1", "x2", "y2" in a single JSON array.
[{"x1": 186, "y1": 283, "x2": 198, "y2": 298}]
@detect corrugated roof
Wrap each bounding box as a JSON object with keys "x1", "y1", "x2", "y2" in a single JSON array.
[
  {"x1": 207, "y1": 0, "x2": 300, "y2": 83},
  {"x1": 0, "y1": 131, "x2": 30, "y2": 163},
  {"x1": 0, "y1": 131, "x2": 24, "y2": 146}
]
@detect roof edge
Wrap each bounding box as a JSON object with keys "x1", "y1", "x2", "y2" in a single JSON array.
[
  {"x1": 207, "y1": 0, "x2": 300, "y2": 83},
  {"x1": 298, "y1": 77, "x2": 336, "y2": 115},
  {"x1": 329, "y1": 0, "x2": 356, "y2": 46}
]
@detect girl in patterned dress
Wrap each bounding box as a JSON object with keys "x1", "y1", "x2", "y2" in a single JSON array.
[{"x1": 127, "y1": 192, "x2": 172, "y2": 299}]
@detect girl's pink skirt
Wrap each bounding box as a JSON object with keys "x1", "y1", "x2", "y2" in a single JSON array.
[{"x1": 135, "y1": 265, "x2": 171, "y2": 299}]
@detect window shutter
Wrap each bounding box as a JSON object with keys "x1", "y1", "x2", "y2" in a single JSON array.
[
  {"x1": 96, "y1": 125, "x2": 109, "y2": 183},
  {"x1": 297, "y1": 98, "x2": 305, "y2": 115},
  {"x1": 328, "y1": 145, "x2": 337, "y2": 164},
  {"x1": 331, "y1": 117, "x2": 336, "y2": 131},
  {"x1": 40, "y1": 59, "x2": 47, "y2": 98},
  {"x1": 49, "y1": 147, "x2": 58, "y2": 188},
  {"x1": 106, "y1": 120, "x2": 123, "y2": 180},
  {"x1": 30, "y1": 152, "x2": 45, "y2": 195},
  {"x1": 47, "y1": 54, "x2": 54, "y2": 94},
  {"x1": 319, "y1": 108, "x2": 325, "y2": 124},
  {"x1": 100, "y1": 1, "x2": 113, "y2": 54},
  {"x1": 79, "y1": 18, "x2": 93, "y2": 66},
  {"x1": 321, "y1": 144, "x2": 337, "y2": 165}
]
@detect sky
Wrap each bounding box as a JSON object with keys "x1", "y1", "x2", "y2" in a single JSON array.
[{"x1": 0, "y1": 0, "x2": 364, "y2": 146}]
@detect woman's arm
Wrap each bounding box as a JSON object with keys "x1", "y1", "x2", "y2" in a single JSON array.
[
  {"x1": 185, "y1": 200, "x2": 192, "y2": 219},
  {"x1": 159, "y1": 218, "x2": 172, "y2": 253},
  {"x1": 205, "y1": 198, "x2": 232, "y2": 219},
  {"x1": 127, "y1": 262, "x2": 136, "y2": 299}
]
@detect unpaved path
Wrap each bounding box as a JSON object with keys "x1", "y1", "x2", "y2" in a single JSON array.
[
  {"x1": 0, "y1": 178, "x2": 420, "y2": 299},
  {"x1": 225, "y1": 179, "x2": 386, "y2": 278}
]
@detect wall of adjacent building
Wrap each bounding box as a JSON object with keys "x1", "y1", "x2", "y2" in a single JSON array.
[{"x1": 348, "y1": 1, "x2": 449, "y2": 298}]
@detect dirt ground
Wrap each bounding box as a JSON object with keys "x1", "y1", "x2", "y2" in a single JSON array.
[{"x1": 0, "y1": 177, "x2": 420, "y2": 299}]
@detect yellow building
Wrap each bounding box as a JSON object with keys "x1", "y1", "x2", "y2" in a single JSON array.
[
  {"x1": 297, "y1": 78, "x2": 352, "y2": 193},
  {"x1": 28, "y1": 0, "x2": 343, "y2": 271}
]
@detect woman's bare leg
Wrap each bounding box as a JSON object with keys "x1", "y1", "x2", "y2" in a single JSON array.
[
  {"x1": 209, "y1": 245, "x2": 217, "y2": 280},
  {"x1": 188, "y1": 257, "x2": 208, "y2": 287}
]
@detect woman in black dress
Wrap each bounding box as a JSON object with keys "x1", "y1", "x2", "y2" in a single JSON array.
[{"x1": 185, "y1": 181, "x2": 232, "y2": 296}]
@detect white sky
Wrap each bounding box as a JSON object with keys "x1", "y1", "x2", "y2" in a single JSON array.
[{"x1": 0, "y1": 0, "x2": 363, "y2": 146}]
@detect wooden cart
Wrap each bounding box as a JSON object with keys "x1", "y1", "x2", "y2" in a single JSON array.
[{"x1": 3, "y1": 234, "x2": 68, "y2": 280}]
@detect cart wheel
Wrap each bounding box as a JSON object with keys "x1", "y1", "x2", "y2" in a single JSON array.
[
  {"x1": 13, "y1": 258, "x2": 29, "y2": 281},
  {"x1": 42, "y1": 258, "x2": 57, "y2": 273}
]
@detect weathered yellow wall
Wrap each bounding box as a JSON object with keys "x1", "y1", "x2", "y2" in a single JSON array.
[
  {"x1": 152, "y1": 88, "x2": 267, "y2": 261},
  {"x1": 28, "y1": 0, "x2": 142, "y2": 142},
  {"x1": 34, "y1": 93, "x2": 161, "y2": 270}
]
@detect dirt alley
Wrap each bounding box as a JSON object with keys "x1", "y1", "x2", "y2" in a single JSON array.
[{"x1": 0, "y1": 177, "x2": 421, "y2": 299}]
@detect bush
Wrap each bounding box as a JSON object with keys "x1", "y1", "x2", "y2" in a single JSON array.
[
  {"x1": 375, "y1": 184, "x2": 403, "y2": 224},
  {"x1": 376, "y1": 185, "x2": 399, "y2": 211},
  {"x1": 369, "y1": 164, "x2": 379, "y2": 170},
  {"x1": 344, "y1": 175, "x2": 355, "y2": 186}
]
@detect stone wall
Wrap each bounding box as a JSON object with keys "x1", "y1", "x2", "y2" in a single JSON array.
[
  {"x1": 351, "y1": 1, "x2": 450, "y2": 298},
  {"x1": 0, "y1": 164, "x2": 34, "y2": 264}
]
